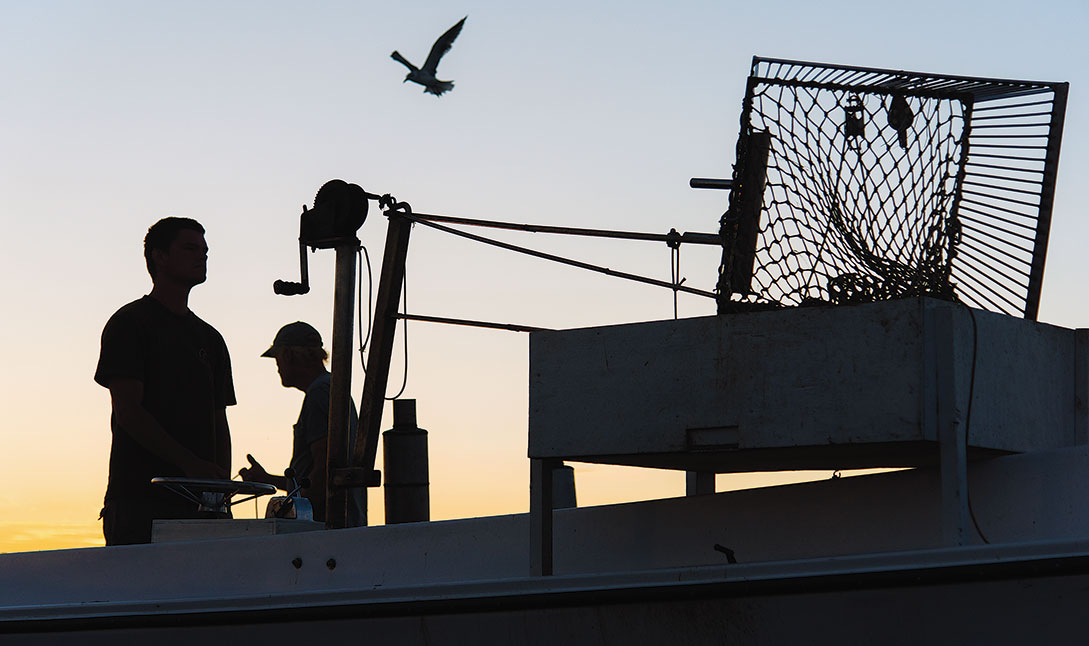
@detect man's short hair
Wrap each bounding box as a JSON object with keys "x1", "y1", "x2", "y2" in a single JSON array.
[{"x1": 144, "y1": 217, "x2": 205, "y2": 279}]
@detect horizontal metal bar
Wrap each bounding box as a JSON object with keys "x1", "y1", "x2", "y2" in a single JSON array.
[
  {"x1": 956, "y1": 260, "x2": 1024, "y2": 306},
  {"x1": 971, "y1": 99, "x2": 1053, "y2": 113},
  {"x1": 960, "y1": 198, "x2": 1040, "y2": 225},
  {"x1": 962, "y1": 179, "x2": 1045, "y2": 198},
  {"x1": 926, "y1": 78, "x2": 973, "y2": 92},
  {"x1": 973, "y1": 87, "x2": 1056, "y2": 103},
  {"x1": 956, "y1": 246, "x2": 1030, "y2": 291},
  {"x1": 690, "y1": 178, "x2": 734, "y2": 190},
  {"x1": 958, "y1": 246, "x2": 1029, "y2": 289},
  {"x1": 958, "y1": 264, "x2": 1023, "y2": 307},
  {"x1": 410, "y1": 212, "x2": 723, "y2": 246},
  {"x1": 960, "y1": 188, "x2": 1040, "y2": 210},
  {"x1": 753, "y1": 56, "x2": 1061, "y2": 95},
  {"x1": 968, "y1": 143, "x2": 1048, "y2": 150},
  {"x1": 959, "y1": 195, "x2": 1040, "y2": 221},
  {"x1": 958, "y1": 203, "x2": 1037, "y2": 233},
  {"x1": 752, "y1": 75, "x2": 973, "y2": 101},
  {"x1": 959, "y1": 198, "x2": 1040, "y2": 225},
  {"x1": 969, "y1": 122, "x2": 1052, "y2": 129},
  {"x1": 959, "y1": 224, "x2": 1033, "y2": 267},
  {"x1": 395, "y1": 313, "x2": 551, "y2": 333},
  {"x1": 969, "y1": 137, "x2": 1050, "y2": 145},
  {"x1": 971, "y1": 110, "x2": 1054, "y2": 122},
  {"x1": 964, "y1": 151, "x2": 1047, "y2": 164},
  {"x1": 396, "y1": 213, "x2": 718, "y2": 300},
  {"x1": 955, "y1": 279, "x2": 1016, "y2": 316},
  {"x1": 963, "y1": 169, "x2": 1045, "y2": 186},
  {"x1": 965, "y1": 161, "x2": 1044, "y2": 175},
  {"x1": 959, "y1": 211, "x2": 1037, "y2": 243},
  {"x1": 825, "y1": 68, "x2": 853, "y2": 85}
]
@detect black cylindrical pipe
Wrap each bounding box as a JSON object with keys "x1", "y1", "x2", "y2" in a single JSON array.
[{"x1": 383, "y1": 399, "x2": 430, "y2": 524}]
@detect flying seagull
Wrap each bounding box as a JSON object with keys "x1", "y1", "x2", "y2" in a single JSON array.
[{"x1": 391, "y1": 17, "x2": 466, "y2": 96}]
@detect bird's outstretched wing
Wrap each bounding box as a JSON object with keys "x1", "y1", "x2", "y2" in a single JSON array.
[
  {"x1": 390, "y1": 50, "x2": 418, "y2": 73},
  {"x1": 421, "y1": 16, "x2": 465, "y2": 75}
]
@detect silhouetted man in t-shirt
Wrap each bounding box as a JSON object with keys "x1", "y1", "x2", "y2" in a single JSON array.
[{"x1": 95, "y1": 217, "x2": 235, "y2": 545}]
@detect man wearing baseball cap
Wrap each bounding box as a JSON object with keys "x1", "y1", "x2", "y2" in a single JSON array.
[{"x1": 240, "y1": 322, "x2": 364, "y2": 524}]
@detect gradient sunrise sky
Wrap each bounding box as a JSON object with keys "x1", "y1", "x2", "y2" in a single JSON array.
[{"x1": 1, "y1": 1, "x2": 1087, "y2": 553}]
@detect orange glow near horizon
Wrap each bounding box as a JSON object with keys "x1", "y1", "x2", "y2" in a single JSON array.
[{"x1": 1, "y1": 459, "x2": 874, "y2": 555}]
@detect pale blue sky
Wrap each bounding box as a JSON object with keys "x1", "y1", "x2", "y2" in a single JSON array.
[{"x1": 1, "y1": 1, "x2": 1086, "y2": 547}]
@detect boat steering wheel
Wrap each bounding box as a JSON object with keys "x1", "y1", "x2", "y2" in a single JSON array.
[{"x1": 151, "y1": 477, "x2": 277, "y2": 515}]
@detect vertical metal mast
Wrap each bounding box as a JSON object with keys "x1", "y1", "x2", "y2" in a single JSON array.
[
  {"x1": 272, "y1": 179, "x2": 370, "y2": 530},
  {"x1": 353, "y1": 201, "x2": 414, "y2": 526},
  {"x1": 325, "y1": 242, "x2": 357, "y2": 529}
]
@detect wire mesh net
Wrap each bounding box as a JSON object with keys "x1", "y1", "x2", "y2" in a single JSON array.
[{"x1": 717, "y1": 58, "x2": 1068, "y2": 319}]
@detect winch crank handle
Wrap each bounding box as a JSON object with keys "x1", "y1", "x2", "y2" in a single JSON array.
[{"x1": 284, "y1": 468, "x2": 304, "y2": 498}]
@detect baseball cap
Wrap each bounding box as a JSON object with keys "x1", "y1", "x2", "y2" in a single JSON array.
[{"x1": 261, "y1": 321, "x2": 323, "y2": 357}]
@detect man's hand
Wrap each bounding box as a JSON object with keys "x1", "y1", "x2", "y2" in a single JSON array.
[{"x1": 239, "y1": 454, "x2": 271, "y2": 483}]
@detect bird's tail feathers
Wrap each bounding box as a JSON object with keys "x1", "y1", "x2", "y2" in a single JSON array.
[{"x1": 425, "y1": 80, "x2": 454, "y2": 96}]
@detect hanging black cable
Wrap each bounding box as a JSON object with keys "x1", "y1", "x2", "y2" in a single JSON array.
[
  {"x1": 357, "y1": 246, "x2": 374, "y2": 373},
  {"x1": 385, "y1": 272, "x2": 409, "y2": 401},
  {"x1": 667, "y1": 228, "x2": 684, "y2": 319}
]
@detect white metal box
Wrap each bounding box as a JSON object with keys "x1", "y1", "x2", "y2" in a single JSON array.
[{"x1": 528, "y1": 298, "x2": 1087, "y2": 472}]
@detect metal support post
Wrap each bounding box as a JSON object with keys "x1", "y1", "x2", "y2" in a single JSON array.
[
  {"x1": 934, "y1": 306, "x2": 969, "y2": 546},
  {"x1": 686, "y1": 471, "x2": 715, "y2": 496},
  {"x1": 1076, "y1": 329, "x2": 1089, "y2": 445},
  {"x1": 530, "y1": 458, "x2": 557, "y2": 576},
  {"x1": 353, "y1": 212, "x2": 414, "y2": 525},
  {"x1": 325, "y1": 242, "x2": 357, "y2": 530}
]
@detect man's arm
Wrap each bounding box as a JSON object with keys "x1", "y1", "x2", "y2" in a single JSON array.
[
  {"x1": 214, "y1": 408, "x2": 231, "y2": 475},
  {"x1": 109, "y1": 378, "x2": 227, "y2": 480},
  {"x1": 238, "y1": 454, "x2": 290, "y2": 491}
]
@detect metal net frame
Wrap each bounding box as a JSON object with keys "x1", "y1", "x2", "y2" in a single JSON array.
[{"x1": 717, "y1": 57, "x2": 1068, "y2": 320}]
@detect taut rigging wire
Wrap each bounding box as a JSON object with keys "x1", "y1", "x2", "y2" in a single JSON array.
[
  {"x1": 409, "y1": 211, "x2": 722, "y2": 246},
  {"x1": 359, "y1": 197, "x2": 719, "y2": 400},
  {"x1": 391, "y1": 210, "x2": 717, "y2": 300}
]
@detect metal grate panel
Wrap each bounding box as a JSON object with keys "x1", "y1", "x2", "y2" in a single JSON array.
[{"x1": 717, "y1": 56, "x2": 1068, "y2": 319}]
